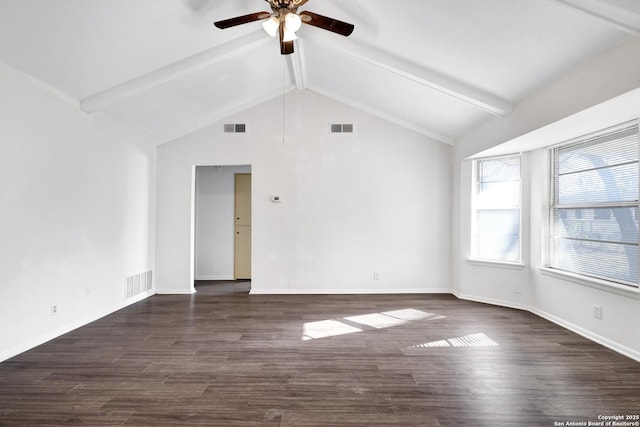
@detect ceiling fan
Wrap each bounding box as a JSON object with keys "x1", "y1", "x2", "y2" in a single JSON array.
[{"x1": 214, "y1": 0, "x2": 354, "y2": 55}]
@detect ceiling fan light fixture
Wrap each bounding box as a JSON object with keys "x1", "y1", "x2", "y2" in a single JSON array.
[
  {"x1": 262, "y1": 15, "x2": 279, "y2": 37},
  {"x1": 282, "y1": 29, "x2": 298, "y2": 42},
  {"x1": 284, "y1": 12, "x2": 302, "y2": 33}
]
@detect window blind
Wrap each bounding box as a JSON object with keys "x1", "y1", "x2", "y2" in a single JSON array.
[{"x1": 549, "y1": 121, "x2": 639, "y2": 287}]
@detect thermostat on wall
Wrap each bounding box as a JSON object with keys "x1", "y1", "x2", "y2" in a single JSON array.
[{"x1": 271, "y1": 195, "x2": 282, "y2": 203}]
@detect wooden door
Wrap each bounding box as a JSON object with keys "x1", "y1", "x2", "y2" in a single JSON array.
[{"x1": 234, "y1": 174, "x2": 251, "y2": 279}]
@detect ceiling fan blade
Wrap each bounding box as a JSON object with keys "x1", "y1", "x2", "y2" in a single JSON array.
[
  {"x1": 299, "y1": 11, "x2": 354, "y2": 36},
  {"x1": 214, "y1": 12, "x2": 271, "y2": 29}
]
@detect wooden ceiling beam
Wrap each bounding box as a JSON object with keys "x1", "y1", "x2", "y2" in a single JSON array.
[
  {"x1": 80, "y1": 30, "x2": 272, "y2": 113},
  {"x1": 549, "y1": 0, "x2": 640, "y2": 35},
  {"x1": 303, "y1": 31, "x2": 514, "y2": 117}
]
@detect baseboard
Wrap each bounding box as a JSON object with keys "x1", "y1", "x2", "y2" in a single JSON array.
[
  {"x1": 451, "y1": 290, "x2": 640, "y2": 363},
  {"x1": 250, "y1": 287, "x2": 452, "y2": 295},
  {"x1": 0, "y1": 290, "x2": 156, "y2": 363},
  {"x1": 125, "y1": 289, "x2": 155, "y2": 305},
  {"x1": 451, "y1": 290, "x2": 530, "y2": 312},
  {"x1": 530, "y1": 306, "x2": 640, "y2": 363}
]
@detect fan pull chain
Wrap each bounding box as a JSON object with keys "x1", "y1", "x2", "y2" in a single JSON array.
[{"x1": 282, "y1": 54, "x2": 286, "y2": 145}]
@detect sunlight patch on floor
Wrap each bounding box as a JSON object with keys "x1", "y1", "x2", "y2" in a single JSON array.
[
  {"x1": 302, "y1": 319, "x2": 362, "y2": 340},
  {"x1": 302, "y1": 309, "x2": 445, "y2": 341},
  {"x1": 344, "y1": 313, "x2": 408, "y2": 329},
  {"x1": 408, "y1": 332, "x2": 499, "y2": 349},
  {"x1": 344, "y1": 308, "x2": 444, "y2": 330}
]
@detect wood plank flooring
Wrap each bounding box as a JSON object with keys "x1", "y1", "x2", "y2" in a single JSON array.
[{"x1": 1, "y1": 281, "x2": 638, "y2": 426}]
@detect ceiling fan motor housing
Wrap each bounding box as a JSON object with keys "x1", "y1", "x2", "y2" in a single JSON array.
[{"x1": 268, "y1": 0, "x2": 303, "y2": 13}]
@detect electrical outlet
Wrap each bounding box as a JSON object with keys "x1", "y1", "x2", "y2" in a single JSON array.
[
  {"x1": 593, "y1": 305, "x2": 602, "y2": 320},
  {"x1": 50, "y1": 305, "x2": 58, "y2": 315},
  {"x1": 373, "y1": 272, "x2": 380, "y2": 280}
]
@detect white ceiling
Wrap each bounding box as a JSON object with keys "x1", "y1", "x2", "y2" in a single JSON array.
[{"x1": 0, "y1": 0, "x2": 638, "y2": 144}]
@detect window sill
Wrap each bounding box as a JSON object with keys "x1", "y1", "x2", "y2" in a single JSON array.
[
  {"x1": 539, "y1": 267, "x2": 640, "y2": 300},
  {"x1": 467, "y1": 259, "x2": 525, "y2": 270}
]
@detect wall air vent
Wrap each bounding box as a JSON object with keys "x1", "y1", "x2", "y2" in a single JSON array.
[
  {"x1": 224, "y1": 124, "x2": 246, "y2": 133},
  {"x1": 125, "y1": 270, "x2": 153, "y2": 299},
  {"x1": 330, "y1": 123, "x2": 354, "y2": 134}
]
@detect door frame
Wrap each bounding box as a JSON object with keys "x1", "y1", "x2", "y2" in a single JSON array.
[{"x1": 190, "y1": 164, "x2": 252, "y2": 288}]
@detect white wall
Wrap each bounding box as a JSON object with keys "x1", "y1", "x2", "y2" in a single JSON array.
[
  {"x1": 452, "y1": 38, "x2": 640, "y2": 361},
  {"x1": 194, "y1": 165, "x2": 250, "y2": 280},
  {"x1": 0, "y1": 62, "x2": 156, "y2": 361},
  {"x1": 156, "y1": 90, "x2": 452, "y2": 294}
]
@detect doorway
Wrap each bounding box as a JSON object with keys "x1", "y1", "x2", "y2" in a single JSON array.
[{"x1": 193, "y1": 165, "x2": 251, "y2": 285}]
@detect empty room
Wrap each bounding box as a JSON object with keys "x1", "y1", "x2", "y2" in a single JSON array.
[{"x1": 1, "y1": 0, "x2": 639, "y2": 425}]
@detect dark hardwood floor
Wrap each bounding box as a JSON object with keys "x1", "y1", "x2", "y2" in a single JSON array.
[{"x1": 1, "y1": 281, "x2": 638, "y2": 426}]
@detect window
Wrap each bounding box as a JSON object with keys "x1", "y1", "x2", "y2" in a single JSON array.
[
  {"x1": 472, "y1": 155, "x2": 521, "y2": 263},
  {"x1": 548, "y1": 121, "x2": 639, "y2": 287}
]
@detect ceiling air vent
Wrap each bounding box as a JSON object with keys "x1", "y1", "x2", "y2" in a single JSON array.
[
  {"x1": 330, "y1": 123, "x2": 354, "y2": 134},
  {"x1": 224, "y1": 123, "x2": 246, "y2": 133}
]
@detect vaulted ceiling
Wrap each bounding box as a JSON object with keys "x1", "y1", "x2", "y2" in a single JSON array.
[{"x1": 0, "y1": 0, "x2": 638, "y2": 145}]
